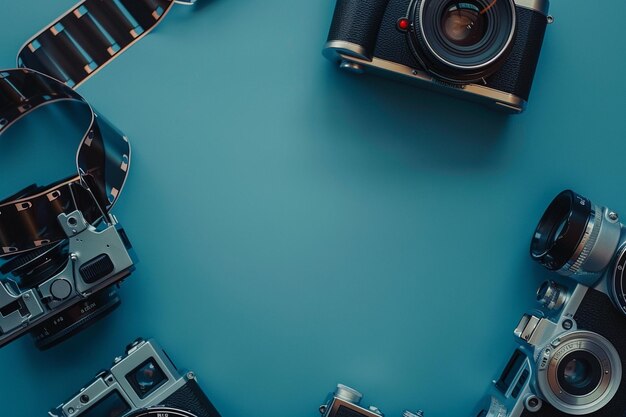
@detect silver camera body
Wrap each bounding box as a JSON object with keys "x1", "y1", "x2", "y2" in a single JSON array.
[
  {"x1": 477, "y1": 190, "x2": 626, "y2": 417},
  {"x1": 0, "y1": 210, "x2": 135, "y2": 349},
  {"x1": 50, "y1": 338, "x2": 221, "y2": 417},
  {"x1": 320, "y1": 384, "x2": 423, "y2": 417}
]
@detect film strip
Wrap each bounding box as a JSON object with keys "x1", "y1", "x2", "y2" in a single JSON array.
[
  {"x1": 1, "y1": 0, "x2": 198, "y2": 256},
  {"x1": 0, "y1": 68, "x2": 130, "y2": 257},
  {"x1": 18, "y1": 0, "x2": 194, "y2": 88}
]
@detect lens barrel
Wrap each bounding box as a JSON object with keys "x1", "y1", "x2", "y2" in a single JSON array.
[
  {"x1": 408, "y1": 0, "x2": 516, "y2": 82},
  {"x1": 530, "y1": 190, "x2": 622, "y2": 284},
  {"x1": 530, "y1": 190, "x2": 592, "y2": 272}
]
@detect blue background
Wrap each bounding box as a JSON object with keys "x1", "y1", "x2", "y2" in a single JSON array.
[{"x1": 1, "y1": 1, "x2": 625, "y2": 416}]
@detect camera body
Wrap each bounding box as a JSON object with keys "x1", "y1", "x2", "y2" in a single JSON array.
[
  {"x1": 323, "y1": 0, "x2": 550, "y2": 113},
  {"x1": 50, "y1": 338, "x2": 221, "y2": 417},
  {"x1": 0, "y1": 210, "x2": 135, "y2": 350},
  {"x1": 320, "y1": 384, "x2": 423, "y2": 417},
  {"x1": 477, "y1": 190, "x2": 626, "y2": 416}
]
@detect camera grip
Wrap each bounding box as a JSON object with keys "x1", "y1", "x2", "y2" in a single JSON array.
[
  {"x1": 487, "y1": 7, "x2": 548, "y2": 101},
  {"x1": 162, "y1": 379, "x2": 222, "y2": 417},
  {"x1": 326, "y1": 0, "x2": 391, "y2": 59}
]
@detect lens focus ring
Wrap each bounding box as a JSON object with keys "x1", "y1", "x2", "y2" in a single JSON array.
[{"x1": 564, "y1": 205, "x2": 601, "y2": 276}]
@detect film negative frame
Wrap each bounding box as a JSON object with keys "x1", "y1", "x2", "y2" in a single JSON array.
[
  {"x1": 17, "y1": 0, "x2": 191, "y2": 88},
  {"x1": 0, "y1": 68, "x2": 131, "y2": 257}
]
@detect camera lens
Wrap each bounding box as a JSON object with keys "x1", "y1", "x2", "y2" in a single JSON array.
[
  {"x1": 530, "y1": 190, "x2": 623, "y2": 285},
  {"x1": 30, "y1": 287, "x2": 121, "y2": 350},
  {"x1": 557, "y1": 352, "x2": 601, "y2": 396},
  {"x1": 408, "y1": 0, "x2": 516, "y2": 82},
  {"x1": 440, "y1": 2, "x2": 487, "y2": 47},
  {"x1": 538, "y1": 331, "x2": 621, "y2": 414},
  {"x1": 126, "y1": 359, "x2": 167, "y2": 399},
  {"x1": 530, "y1": 190, "x2": 591, "y2": 271}
]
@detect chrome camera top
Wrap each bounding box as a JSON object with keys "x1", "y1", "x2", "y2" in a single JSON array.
[
  {"x1": 0, "y1": 209, "x2": 135, "y2": 350},
  {"x1": 320, "y1": 384, "x2": 423, "y2": 417},
  {"x1": 476, "y1": 190, "x2": 626, "y2": 417},
  {"x1": 50, "y1": 338, "x2": 221, "y2": 417}
]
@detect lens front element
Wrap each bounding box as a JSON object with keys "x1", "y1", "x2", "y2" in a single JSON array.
[
  {"x1": 441, "y1": 2, "x2": 488, "y2": 47},
  {"x1": 408, "y1": 0, "x2": 516, "y2": 82},
  {"x1": 558, "y1": 352, "x2": 602, "y2": 396}
]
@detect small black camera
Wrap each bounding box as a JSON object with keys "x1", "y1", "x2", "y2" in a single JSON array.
[
  {"x1": 323, "y1": 0, "x2": 551, "y2": 112},
  {"x1": 50, "y1": 338, "x2": 222, "y2": 417}
]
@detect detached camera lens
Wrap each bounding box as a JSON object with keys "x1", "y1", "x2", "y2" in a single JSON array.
[{"x1": 530, "y1": 190, "x2": 592, "y2": 271}]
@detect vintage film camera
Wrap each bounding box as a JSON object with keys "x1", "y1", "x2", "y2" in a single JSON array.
[
  {"x1": 323, "y1": 0, "x2": 551, "y2": 113},
  {"x1": 476, "y1": 190, "x2": 626, "y2": 416},
  {"x1": 0, "y1": 69, "x2": 135, "y2": 350},
  {"x1": 320, "y1": 384, "x2": 423, "y2": 417},
  {"x1": 50, "y1": 338, "x2": 222, "y2": 417}
]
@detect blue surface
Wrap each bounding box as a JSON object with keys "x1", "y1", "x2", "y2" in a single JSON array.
[{"x1": 1, "y1": 1, "x2": 626, "y2": 416}]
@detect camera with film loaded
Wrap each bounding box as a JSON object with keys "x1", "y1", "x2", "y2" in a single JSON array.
[
  {"x1": 0, "y1": 186, "x2": 136, "y2": 351},
  {"x1": 49, "y1": 338, "x2": 221, "y2": 417},
  {"x1": 475, "y1": 190, "x2": 626, "y2": 416},
  {"x1": 320, "y1": 384, "x2": 424, "y2": 417},
  {"x1": 0, "y1": 69, "x2": 137, "y2": 350},
  {"x1": 323, "y1": 0, "x2": 551, "y2": 113}
]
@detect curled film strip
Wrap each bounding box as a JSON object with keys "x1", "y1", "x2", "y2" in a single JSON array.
[
  {"x1": 18, "y1": 0, "x2": 195, "y2": 87},
  {"x1": 2, "y1": 0, "x2": 197, "y2": 255},
  {"x1": 0, "y1": 69, "x2": 130, "y2": 257}
]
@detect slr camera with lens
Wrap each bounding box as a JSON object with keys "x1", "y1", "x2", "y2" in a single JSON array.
[
  {"x1": 476, "y1": 190, "x2": 626, "y2": 416},
  {"x1": 323, "y1": 0, "x2": 551, "y2": 113},
  {"x1": 320, "y1": 384, "x2": 423, "y2": 417},
  {"x1": 50, "y1": 338, "x2": 222, "y2": 417}
]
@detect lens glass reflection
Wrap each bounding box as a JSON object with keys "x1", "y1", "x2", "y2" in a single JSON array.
[
  {"x1": 563, "y1": 358, "x2": 592, "y2": 389},
  {"x1": 126, "y1": 359, "x2": 167, "y2": 399},
  {"x1": 440, "y1": 2, "x2": 488, "y2": 47}
]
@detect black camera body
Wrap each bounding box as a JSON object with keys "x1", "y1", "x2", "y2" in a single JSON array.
[
  {"x1": 324, "y1": 0, "x2": 550, "y2": 113},
  {"x1": 50, "y1": 338, "x2": 221, "y2": 417}
]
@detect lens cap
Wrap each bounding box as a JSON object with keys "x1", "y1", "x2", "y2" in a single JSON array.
[{"x1": 530, "y1": 190, "x2": 592, "y2": 271}]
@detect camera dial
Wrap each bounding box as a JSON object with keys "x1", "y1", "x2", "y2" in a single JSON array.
[{"x1": 407, "y1": 0, "x2": 516, "y2": 82}]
